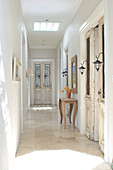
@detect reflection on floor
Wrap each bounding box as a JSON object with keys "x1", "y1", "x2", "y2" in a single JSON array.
[{"x1": 16, "y1": 106, "x2": 110, "y2": 170}]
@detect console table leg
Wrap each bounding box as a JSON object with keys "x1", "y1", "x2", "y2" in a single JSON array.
[
  {"x1": 59, "y1": 99, "x2": 63, "y2": 124},
  {"x1": 62, "y1": 102, "x2": 66, "y2": 129},
  {"x1": 69, "y1": 104, "x2": 73, "y2": 124},
  {"x1": 73, "y1": 102, "x2": 77, "y2": 129}
]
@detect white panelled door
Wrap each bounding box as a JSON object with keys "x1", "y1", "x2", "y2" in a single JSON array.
[{"x1": 34, "y1": 63, "x2": 52, "y2": 105}]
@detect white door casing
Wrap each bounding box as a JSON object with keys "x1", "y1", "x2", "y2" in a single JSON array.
[
  {"x1": 79, "y1": 0, "x2": 108, "y2": 160},
  {"x1": 98, "y1": 17, "x2": 105, "y2": 153},
  {"x1": 85, "y1": 17, "x2": 105, "y2": 155}
]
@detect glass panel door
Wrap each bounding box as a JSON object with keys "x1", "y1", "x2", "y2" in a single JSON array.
[
  {"x1": 34, "y1": 62, "x2": 52, "y2": 105},
  {"x1": 35, "y1": 64, "x2": 41, "y2": 88},
  {"x1": 44, "y1": 64, "x2": 50, "y2": 87}
]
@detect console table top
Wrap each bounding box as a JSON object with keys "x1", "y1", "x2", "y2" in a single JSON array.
[{"x1": 59, "y1": 98, "x2": 77, "y2": 102}]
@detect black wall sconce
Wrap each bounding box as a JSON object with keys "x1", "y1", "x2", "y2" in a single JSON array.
[
  {"x1": 93, "y1": 52, "x2": 103, "y2": 72},
  {"x1": 62, "y1": 68, "x2": 68, "y2": 77},
  {"x1": 79, "y1": 52, "x2": 103, "y2": 75},
  {"x1": 79, "y1": 60, "x2": 87, "y2": 75}
]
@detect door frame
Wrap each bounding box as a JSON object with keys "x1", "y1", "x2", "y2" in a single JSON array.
[
  {"x1": 79, "y1": 0, "x2": 110, "y2": 163},
  {"x1": 79, "y1": 0, "x2": 104, "y2": 134},
  {"x1": 30, "y1": 59, "x2": 56, "y2": 105},
  {"x1": 21, "y1": 30, "x2": 25, "y2": 133},
  {"x1": 34, "y1": 62, "x2": 52, "y2": 105}
]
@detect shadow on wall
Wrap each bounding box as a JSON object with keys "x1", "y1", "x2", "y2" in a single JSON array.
[{"x1": 0, "y1": 47, "x2": 14, "y2": 170}]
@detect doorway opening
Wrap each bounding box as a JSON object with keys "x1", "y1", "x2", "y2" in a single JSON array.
[
  {"x1": 34, "y1": 63, "x2": 52, "y2": 105},
  {"x1": 85, "y1": 17, "x2": 105, "y2": 155}
]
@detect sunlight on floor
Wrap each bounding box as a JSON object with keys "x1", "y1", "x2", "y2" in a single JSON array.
[
  {"x1": 31, "y1": 106, "x2": 56, "y2": 111},
  {"x1": 32, "y1": 107, "x2": 53, "y2": 110},
  {"x1": 14, "y1": 150, "x2": 106, "y2": 170}
]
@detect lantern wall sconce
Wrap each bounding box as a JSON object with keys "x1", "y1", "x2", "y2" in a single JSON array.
[
  {"x1": 93, "y1": 52, "x2": 103, "y2": 72},
  {"x1": 79, "y1": 52, "x2": 103, "y2": 75},
  {"x1": 62, "y1": 68, "x2": 68, "y2": 77},
  {"x1": 79, "y1": 60, "x2": 87, "y2": 75}
]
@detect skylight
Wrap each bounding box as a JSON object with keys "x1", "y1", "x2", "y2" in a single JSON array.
[{"x1": 34, "y1": 22, "x2": 60, "y2": 32}]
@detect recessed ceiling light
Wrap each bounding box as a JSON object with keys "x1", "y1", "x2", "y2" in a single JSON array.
[{"x1": 34, "y1": 22, "x2": 60, "y2": 32}]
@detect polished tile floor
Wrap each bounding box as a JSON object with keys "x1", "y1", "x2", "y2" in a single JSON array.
[{"x1": 16, "y1": 106, "x2": 110, "y2": 170}]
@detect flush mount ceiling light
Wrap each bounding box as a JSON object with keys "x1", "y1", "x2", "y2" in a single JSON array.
[{"x1": 34, "y1": 22, "x2": 60, "y2": 32}]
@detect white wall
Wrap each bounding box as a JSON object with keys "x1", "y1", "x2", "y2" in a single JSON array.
[
  {"x1": 57, "y1": 0, "x2": 102, "y2": 131},
  {"x1": 56, "y1": 0, "x2": 113, "y2": 164},
  {"x1": 29, "y1": 49, "x2": 57, "y2": 104},
  {"x1": 0, "y1": 0, "x2": 28, "y2": 170},
  {"x1": 104, "y1": 0, "x2": 113, "y2": 164},
  {"x1": 30, "y1": 49, "x2": 57, "y2": 59}
]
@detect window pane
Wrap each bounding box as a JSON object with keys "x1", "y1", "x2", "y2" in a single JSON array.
[
  {"x1": 102, "y1": 24, "x2": 105, "y2": 98},
  {"x1": 87, "y1": 37, "x2": 90, "y2": 95},
  {"x1": 35, "y1": 64, "x2": 41, "y2": 87},
  {"x1": 45, "y1": 64, "x2": 50, "y2": 87}
]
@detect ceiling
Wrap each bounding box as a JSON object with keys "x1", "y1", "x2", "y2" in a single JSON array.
[{"x1": 20, "y1": 0, "x2": 82, "y2": 49}]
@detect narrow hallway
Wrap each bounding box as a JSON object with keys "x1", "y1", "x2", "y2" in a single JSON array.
[{"x1": 15, "y1": 107, "x2": 110, "y2": 170}]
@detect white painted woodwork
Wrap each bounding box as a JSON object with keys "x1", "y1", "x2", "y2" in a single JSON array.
[
  {"x1": 85, "y1": 17, "x2": 105, "y2": 149},
  {"x1": 79, "y1": 0, "x2": 104, "y2": 135},
  {"x1": 98, "y1": 17, "x2": 105, "y2": 153},
  {"x1": 85, "y1": 96, "x2": 92, "y2": 139},
  {"x1": 104, "y1": 0, "x2": 113, "y2": 163},
  {"x1": 98, "y1": 100, "x2": 105, "y2": 153},
  {"x1": 85, "y1": 29, "x2": 95, "y2": 141}
]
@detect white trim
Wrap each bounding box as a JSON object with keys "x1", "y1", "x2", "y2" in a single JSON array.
[
  {"x1": 79, "y1": 0, "x2": 104, "y2": 133},
  {"x1": 79, "y1": 0, "x2": 112, "y2": 163},
  {"x1": 79, "y1": 0, "x2": 104, "y2": 33},
  {"x1": 20, "y1": 30, "x2": 25, "y2": 134}
]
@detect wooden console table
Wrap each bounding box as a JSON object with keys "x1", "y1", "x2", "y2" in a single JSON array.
[{"x1": 59, "y1": 98, "x2": 78, "y2": 129}]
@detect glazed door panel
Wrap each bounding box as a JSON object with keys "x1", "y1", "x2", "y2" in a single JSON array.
[{"x1": 43, "y1": 63, "x2": 52, "y2": 104}]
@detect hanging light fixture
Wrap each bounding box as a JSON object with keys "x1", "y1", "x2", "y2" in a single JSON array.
[
  {"x1": 93, "y1": 52, "x2": 103, "y2": 72},
  {"x1": 79, "y1": 60, "x2": 87, "y2": 75}
]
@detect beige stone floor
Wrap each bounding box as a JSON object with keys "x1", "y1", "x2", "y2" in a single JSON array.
[{"x1": 16, "y1": 106, "x2": 111, "y2": 170}]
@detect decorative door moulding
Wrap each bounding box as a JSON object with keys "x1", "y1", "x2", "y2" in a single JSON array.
[{"x1": 71, "y1": 55, "x2": 77, "y2": 93}]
